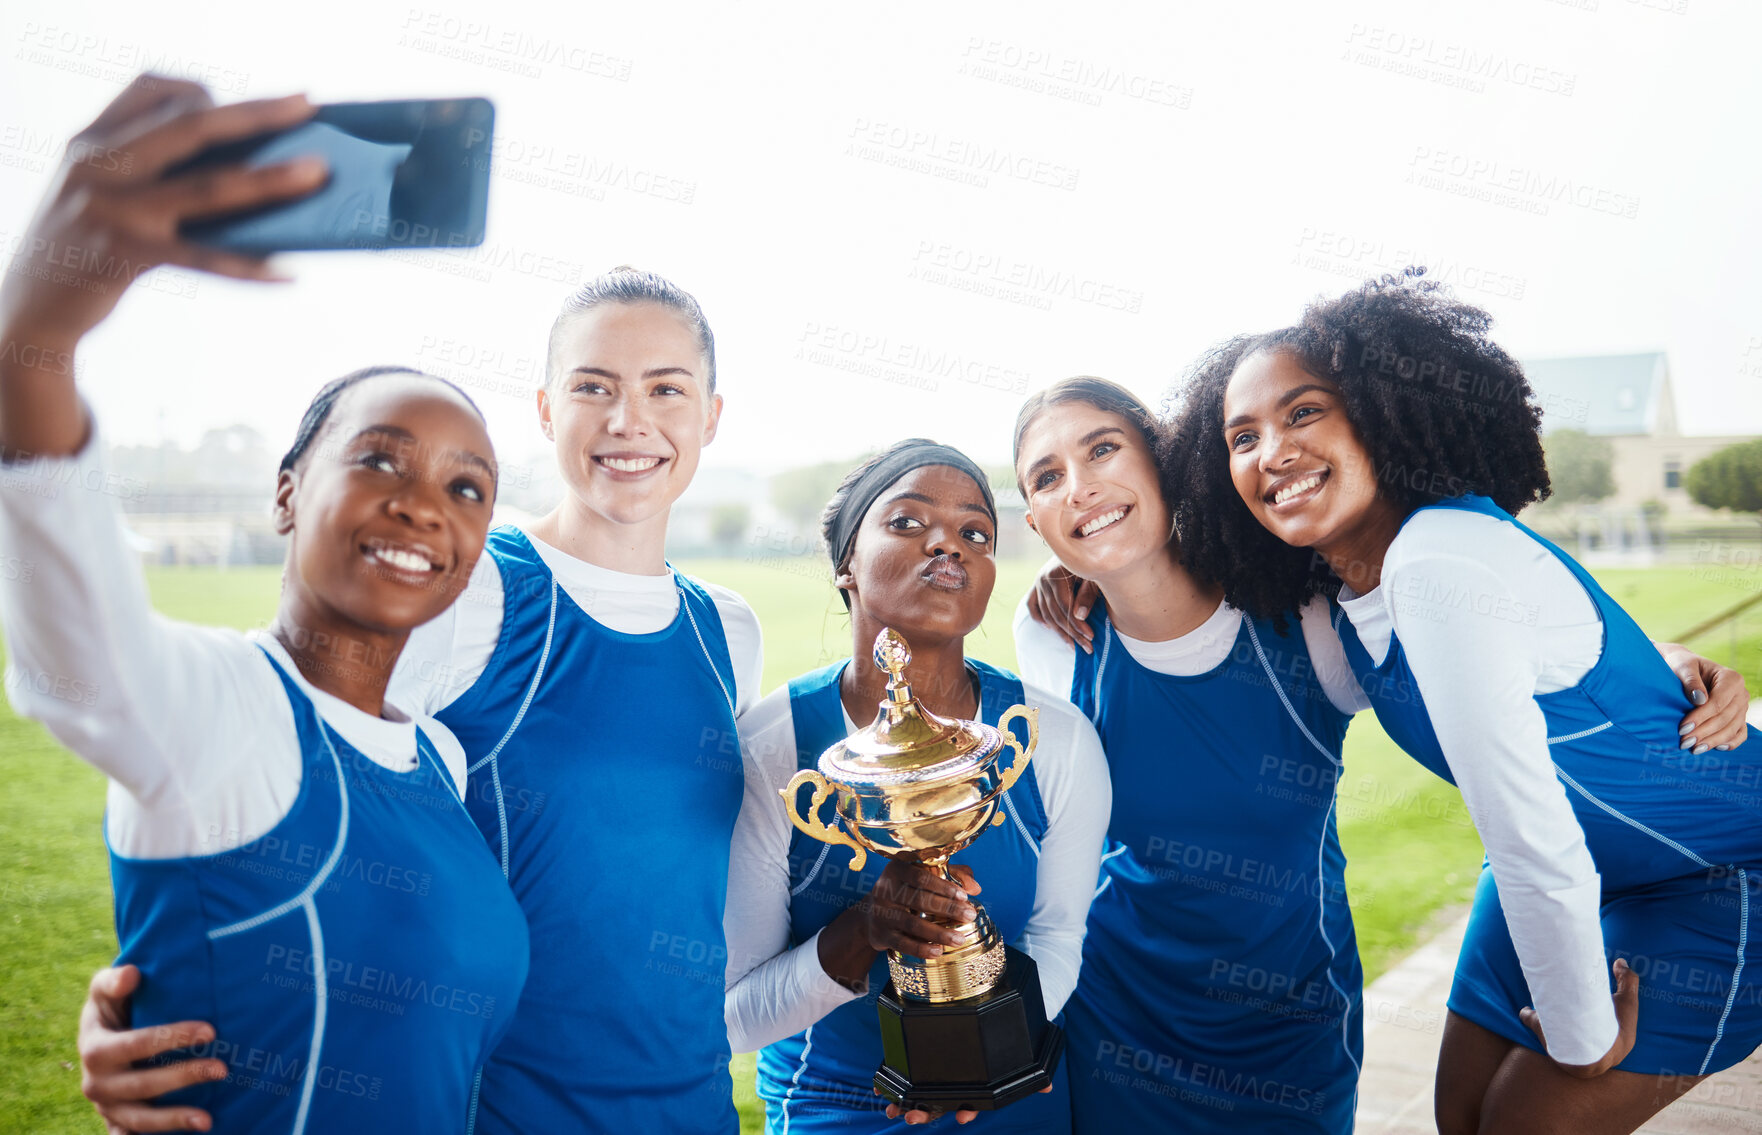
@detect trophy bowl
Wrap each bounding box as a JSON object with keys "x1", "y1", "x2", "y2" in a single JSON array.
[
  {"x1": 781, "y1": 628, "x2": 1038, "y2": 881},
  {"x1": 780, "y1": 628, "x2": 1062, "y2": 1113}
]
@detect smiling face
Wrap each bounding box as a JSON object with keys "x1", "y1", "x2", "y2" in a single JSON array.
[
  {"x1": 538, "y1": 300, "x2": 722, "y2": 532},
  {"x1": 1015, "y1": 401, "x2": 1171, "y2": 582},
  {"x1": 836, "y1": 464, "x2": 998, "y2": 647},
  {"x1": 274, "y1": 375, "x2": 496, "y2": 635},
  {"x1": 1221, "y1": 348, "x2": 1401, "y2": 572}
]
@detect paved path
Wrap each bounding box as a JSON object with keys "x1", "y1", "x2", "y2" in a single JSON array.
[
  {"x1": 1354, "y1": 911, "x2": 1762, "y2": 1132},
  {"x1": 1356, "y1": 692, "x2": 1762, "y2": 1130}
]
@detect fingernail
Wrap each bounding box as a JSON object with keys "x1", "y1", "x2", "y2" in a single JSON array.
[
  {"x1": 1692, "y1": 689, "x2": 1708, "y2": 705},
  {"x1": 1680, "y1": 721, "x2": 1696, "y2": 735},
  {"x1": 1680, "y1": 737, "x2": 1696, "y2": 749},
  {"x1": 1074, "y1": 607, "x2": 1089, "y2": 620},
  {"x1": 1695, "y1": 744, "x2": 1710, "y2": 755},
  {"x1": 288, "y1": 156, "x2": 328, "y2": 179},
  {"x1": 1718, "y1": 745, "x2": 1731, "y2": 751}
]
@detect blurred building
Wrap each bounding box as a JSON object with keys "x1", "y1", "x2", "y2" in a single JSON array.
[{"x1": 1525, "y1": 352, "x2": 1755, "y2": 515}]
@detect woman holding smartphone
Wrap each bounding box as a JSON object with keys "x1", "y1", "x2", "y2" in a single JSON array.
[
  {"x1": 1179, "y1": 271, "x2": 1761, "y2": 1133},
  {"x1": 75, "y1": 268, "x2": 761, "y2": 1133},
  {"x1": 0, "y1": 77, "x2": 528, "y2": 1134},
  {"x1": 725, "y1": 440, "x2": 1110, "y2": 1132}
]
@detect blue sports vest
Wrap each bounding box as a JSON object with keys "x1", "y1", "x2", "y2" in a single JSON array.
[
  {"x1": 755, "y1": 659, "x2": 1068, "y2": 1134},
  {"x1": 1333, "y1": 494, "x2": 1762, "y2": 890},
  {"x1": 436, "y1": 526, "x2": 745, "y2": 1135},
  {"x1": 109, "y1": 647, "x2": 529, "y2": 1134},
  {"x1": 1065, "y1": 605, "x2": 1362, "y2": 1134}
]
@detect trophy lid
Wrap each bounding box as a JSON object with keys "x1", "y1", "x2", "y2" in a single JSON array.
[{"x1": 817, "y1": 628, "x2": 1003, "y2": 787}]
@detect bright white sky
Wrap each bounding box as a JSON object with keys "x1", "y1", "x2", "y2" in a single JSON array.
[{"x1": 3, "y1": 0, "x2": 1759, "y2": 480}]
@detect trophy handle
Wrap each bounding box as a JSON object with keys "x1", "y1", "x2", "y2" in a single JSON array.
[
  {"x1": 995, "y1": 705, "x2": 1040, "y2": 797},
  {"x1": 780, "y1": 770, "x2": 868, "y2": 871}
]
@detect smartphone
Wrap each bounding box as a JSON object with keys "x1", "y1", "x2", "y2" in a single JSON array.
[{"x1": 172, "y1": 98, "x2": 495, "y2": 254}]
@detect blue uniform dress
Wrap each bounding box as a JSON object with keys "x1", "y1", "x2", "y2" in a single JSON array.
[
  {"x1": 756, "y1": 659, "x2": 1070, "y2": 1134},
  {"x1": 109, "y1": 648, "x2": 530, "y2": 1135},
  {"x1": 1334, "y1": 493, "x2": 1762, "y2": 1077},
  {"x1": 1065, "y1": 604, "x2": 1362, "y2": 1134},
  {"x1": 436, "y1": 526, "x2": 746, "y2": 1134}
]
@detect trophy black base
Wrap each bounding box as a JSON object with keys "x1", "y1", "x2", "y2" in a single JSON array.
[{"x1": 873, "y1": 945, "x2": 1065, "y2": 1113}]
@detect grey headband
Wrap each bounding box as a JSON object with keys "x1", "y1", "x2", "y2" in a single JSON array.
[{"x1": 827, "y1": 439, "x2": 998, "y2": 587}]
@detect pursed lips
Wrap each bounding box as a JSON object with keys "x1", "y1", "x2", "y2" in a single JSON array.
[{"x1": 922, "y1": 555, "x2": 968, "y2": 589}]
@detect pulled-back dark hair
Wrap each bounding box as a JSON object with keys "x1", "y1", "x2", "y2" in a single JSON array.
[
  {"x1": 278, "y1": 366, "x2": 486, "y2": 474},
  {"x1": 545, "y1": 265, "x2": 717, "y2": 391},
  {"x1": 1166, "y1": 269, "x2": 1552, "y2": 621}
]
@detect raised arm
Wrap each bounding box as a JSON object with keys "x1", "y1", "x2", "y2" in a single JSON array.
[
  {"x1": 1, "y1": 76, "x2": 320, "y2": 459},
  {"x1": 0, "y1": 78, "x2": 322, "y2": 810}
]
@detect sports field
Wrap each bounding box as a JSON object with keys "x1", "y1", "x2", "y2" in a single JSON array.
[{"x1": 1, "y1": 558, "x2": 1755, "y2": 1133}]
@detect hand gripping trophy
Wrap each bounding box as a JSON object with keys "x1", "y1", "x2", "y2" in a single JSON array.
[{"x1": 781, "y1": 628, "x2": 1065, "y2": 1113}]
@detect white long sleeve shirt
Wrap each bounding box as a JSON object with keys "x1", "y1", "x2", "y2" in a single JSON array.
[
  {"x1": 1337, "y1": 507, "x2": 1616, "y2": 1065},
  {"x1": 722, "y1": 677, "x2": 1111, "y2": 1053},
  {"x1": 0, "y1": 422, "x2": 468, "y2": 860}
]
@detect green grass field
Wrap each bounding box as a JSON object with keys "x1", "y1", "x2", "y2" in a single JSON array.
[{"x1": 1, "y1": 559, "x2": 1753, "y2": 1133}]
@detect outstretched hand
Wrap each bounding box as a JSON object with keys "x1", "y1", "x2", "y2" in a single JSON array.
[{"x1": 0, "y1": 74, "x2": 324, "y2": 348}]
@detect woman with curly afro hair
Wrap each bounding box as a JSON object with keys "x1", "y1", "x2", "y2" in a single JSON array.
[{"x1": 1178, "y1": 270, "x2": 1762, "y2": 1133}]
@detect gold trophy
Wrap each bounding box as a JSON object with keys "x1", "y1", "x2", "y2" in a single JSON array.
[{"x1": 781, "y1": 628, "x2": 1065, "y2": 1112}]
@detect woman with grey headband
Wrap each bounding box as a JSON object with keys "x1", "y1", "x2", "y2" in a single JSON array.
[{"x1": 724, "y1": 439, "x2": 1112, "y2": 1132}]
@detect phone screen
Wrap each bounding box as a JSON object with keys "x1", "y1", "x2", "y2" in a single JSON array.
[{"x1": 174, "y1": 98, "x2": 495, "y2": 254}]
